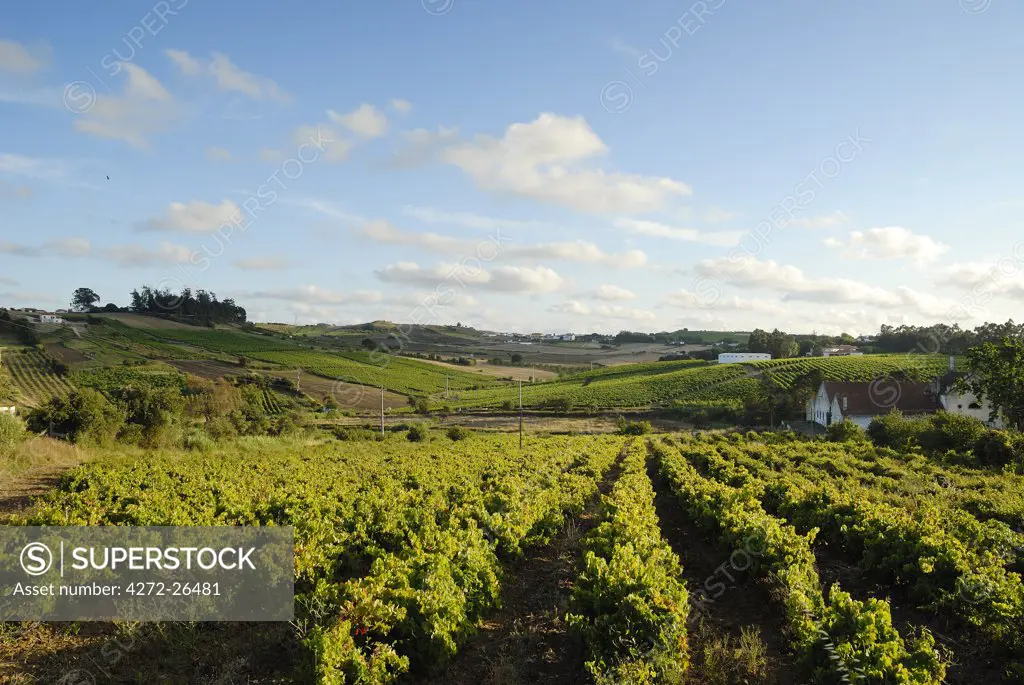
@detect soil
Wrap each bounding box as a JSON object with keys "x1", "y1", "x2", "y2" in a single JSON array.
[
  {"x1": 405, "y1": 450, "x2": 626, "y2": 685},
  {"x1": 0, "y1": 465, "x2": 67, "y2": 519},
  {"x1": 645, "y1": 456, "x2": 808, "y2": 685}
]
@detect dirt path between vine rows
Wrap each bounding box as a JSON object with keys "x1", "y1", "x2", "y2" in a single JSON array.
[
  {"x1": 645, "y1": 451, "x2": 807, "y2": 685},
  {"x1": 812, "y1": 539, "x2": 1012, "y2": 685},
  {"x1": 406, "y1": 450, "x2": 626, "y2": 685}
]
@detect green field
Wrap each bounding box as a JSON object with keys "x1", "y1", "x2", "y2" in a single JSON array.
[
  {"x1": 745, "y1": 353, "x2": 954, "y2": 385},
  {"x1": 1, "y1": 348, "x2": 76, "y2": 407}
]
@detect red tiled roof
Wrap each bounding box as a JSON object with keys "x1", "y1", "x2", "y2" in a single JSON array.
[{"x1": 824, "y1": 381, "x2": 940, "y2": 416}]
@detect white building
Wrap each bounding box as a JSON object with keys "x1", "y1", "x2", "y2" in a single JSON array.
[
  {"x1": 930, "y1": 358, "x2": 1005, "y2": 428},
  {"x1": 0, "y1": 406, "x2": 16, "y2": 415},
  {"x1": 717, "y1": 352, "x2": 772, "y2": 364},
  {"x1": 40, "y1": 314, "x2": 65, "y2": 324},
  {"x1": 560, "y1": 334, "x2": 576, "y2": 341},
  {"x1": 806, "y1": 381, "x2": 941, "y2": 429}
]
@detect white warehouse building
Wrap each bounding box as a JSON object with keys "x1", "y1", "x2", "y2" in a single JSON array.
[{"x1": 717, "y1": 353, "x2": 772, "y2": 364}]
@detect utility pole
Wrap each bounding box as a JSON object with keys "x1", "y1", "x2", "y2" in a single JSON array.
[
  {"x1": 380, "y1": 386, "x2": 385, "y2": 437},
  {"x1": 445, "y1": 375, "x2": 449, "y2": 399},
  {"x1": 296, "y1": 368, "x2": 301, "y2": 392},
  {"x1": 518, "y1": 378, "x2": 523, "y2": 449}
]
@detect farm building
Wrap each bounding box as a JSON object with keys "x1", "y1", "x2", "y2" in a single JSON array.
[
  {"x1": 717, "y1": 352, "x2": 771, "y2": 364},
  {"x1": 821, "y1": 345, "x2": 863, "y2": 357},
  {"x1": 929, "y1": 358, "x2": 1005, "y2": 428},
  {"x1": 806, "y1": 381, "x2": 940, "y2": 429},
  {"x1": 39, "y1": 314, "x2": 65, "y2": 324},
  {"x1": 0, "y1": 406, "x2": 16, "y2": 416},
  {"x1": 560, "y1": 334, "x2": 576, "y2": 341}
]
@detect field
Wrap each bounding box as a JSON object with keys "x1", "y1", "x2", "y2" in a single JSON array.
[
  {"x1": 6, "y1": 430, "x2": 1019, "y2": 683},
  {"x1": 0, "y1": 348, "x2": 75, "y2": 408},
  {"x1": 745, "y1": 354, "x2": 955, "y2": 385}
]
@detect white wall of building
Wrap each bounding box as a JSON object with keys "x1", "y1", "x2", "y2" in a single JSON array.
[
  {"x1": 718, "y1": 352, "x2": 772, "y2": 364},
  {"x1": 939, "y1": 390, "x2": 1005, "y2": 428}
]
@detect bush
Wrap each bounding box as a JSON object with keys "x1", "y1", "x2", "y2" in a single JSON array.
[
  {"x1": 446, "y1": 425, "x2": 471, "y2": 441},
  {"x1": 0, "y1": 413, "x2": 27, "y2": 452},
  {"x1": 918, "y1": 411, "x2": 987, "y2": 455},
  {"x1": 500, "y1": 399, "x2": 515, "y2": 411},
  {"x1": 25, "y1": 388, "x2": 124, "y2": 446},
  {"x1": 334, "y1": 426, "x2": 378, "y2": 441},
  {"x1": 825, "y1": 419, "x2": 866, "y2": 442},
  {"x1": 406, "y1": 423, "x2": 429, "y2": 442},
  {"x1": 866, "y1": 410, "x2": 926, "y2": 450},
  {"x1": 544, "y1": 397, "x2": 573, "y2": 412},
  {"x1": 973, "y1": 429, "x2": 1023, "y2": 468},
  {"x1": 616, "y1": 418, "x2": 652, "y2": 436},
  {"x1": 181, "y1": 427, "x2": 215, "y2": 452}
]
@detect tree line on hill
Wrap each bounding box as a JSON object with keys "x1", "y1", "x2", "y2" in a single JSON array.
[{"x1": 68, "y1": 286, "x2": 247, "y2": 326}]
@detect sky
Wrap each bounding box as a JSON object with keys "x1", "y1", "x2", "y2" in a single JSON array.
[{"x1": 1, "y1": 0, "x2": 1022, "y2": 336}]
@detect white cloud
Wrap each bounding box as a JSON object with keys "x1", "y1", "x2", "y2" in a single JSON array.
[
  {"x1": 290, "y1": 124, "x2": 352, "y2": 163},
  {"x1": 703, "y1": 207, "x2": 739, "y2": 223},
  {"x1": 593, "y1": 304, "x2": 656, "y2": 322},
  {"x1": 327, "y1": 104, "x2": 388, "y2": 139},
  {"x1": 166, "y1": 49, "x2": 291, "y2": 102},
  {"x1": 938, "y1": 261, "x2": 1024, "y2": 299},
  {"x1": 385, "y1": 126, "x2": 460, "y2": 169},
  {"x1": 0, "y1": 39, "x2": 47, "y2": 73},
  {"x1": 442, "y1": 113, "x2": 691, "y2": 214},
  {"x1": 390, "y1": 98, "x2": 412, "y2": 113},
  {"x1": 376, "y1": 262, "x2": 563, "y2": 293},
  {"x1": 788, "y1": 211, "x2": 850, "y2": 229},
  {"x1": 102, "y1": 242, "x2": 192, "y2": 267},
  {"x1": 283, "y1": 197, "x2": 365, "y2": 224},
  {"x1": 593, "y1": 284, "x2": 636, "y2": 301},
  {"x1": 206, "y1": 147, "x2": 234, "y2": 162},
  {"x1": 73, "y1": 64, "x2": 182, "y2": 149},
  {"x1": 46, "y1": 237, "x2": 92, "y2": 258},
  {"x1": 615, "y1": 218, "x2": 743, "y2": 247},
  {"x1": 241, "y1": 286, "x2": 383, "y2": 305},
  {"x1": 359, "y1": 219, "x2": 645, "y2": 267},
  {"x1": 826, "y1": 226, "x2": 949, "y2": 265},
  {"x1": 401, "y1": 205, "x2": 554, "y2": 231},
  {"x1": 233, "y1": 257, "x2": 294, "y2": 271},
  {"x1": 665, "y1": 290, "x2": 786, "y2": 313},
  {"x1": 548, "y1": 301, "x2": 591, "y2": 315},
  {"x1": 140, "y1": 199, "x2": 240, "y2": 233},
  {"x1": 0, "y1": 153, "x2": 72, "y2": 181}
]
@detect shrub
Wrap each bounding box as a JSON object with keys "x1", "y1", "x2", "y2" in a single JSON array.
[
  {"x1": 181, "y1": 427, "x2": 215, "y2": 452},
  {"x1": 616, "y1": 418, "x2": 652, "y2": 436},
  {"x1": 918, "y1": 411, "x2": 987, "y2": 455},
  {"x1": 406, "y1": 423, "x2": 429, "y2": 442},
  {"x1": 334, "y1": 427, "x2": 378, "y2": 441},
  {"x1": 500, "y1": 399, "x2": 515, "y2": 411},
  {"x1": 0, "y1": 413, "x2": 27, "y2": 452},
  {"x1": 25, "y1": 388, "x2": 124, "y2": 446},
  {"x1": 866, "y1": 410, "x2": 926, "y2": 450},
  {"x1": 446, "y1": 425, "x2": 471, "y2": 441},
  {"x1": 825, "y1": 419, "x2": 866, "y2": 442},
  {"x1": 973, "y1": 429, "x2": 1022, "y2": 468}
]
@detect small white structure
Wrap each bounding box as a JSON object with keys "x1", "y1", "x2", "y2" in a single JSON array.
[
  {"x1": 40, "y1": 314, "x2": 64, "y2": 324},
  {"x1": 821, "y1": 345, "x2": 863, "y2": 357},
  {"x1": 717, "y1": 352, "x2": 771, "y2": 364},
  {"x1": 560, "y1": 334, "x2": 576, "y2": 341},
  {"x1": 931, "y1": 357, "x2": 1005, "y2": 428},
  {"x1": 0, "y1": 406, "x2": 16, "y2": 416}
]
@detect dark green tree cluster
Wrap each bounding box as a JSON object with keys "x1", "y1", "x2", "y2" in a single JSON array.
[
  {"x1": 874, "y1": 320, "x2": 1024, "y2": 355},
  {"x1": 747, "y1": 328, "x2": 799, "y2": 359},
  {"x1": 129, "y1": 285, "x2": 246, "y2": 325},
  {"x1": 0, "y1": 310, "x2": 39, "y2": 345}
]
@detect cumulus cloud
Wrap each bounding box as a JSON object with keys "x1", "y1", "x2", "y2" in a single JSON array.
[
  {"x1": 327, "y1": 104, "x2": 388, "y2": 139},
  {"x1": 593, "y1": 284, "x2": 636, "y2": 301},
  {"x1": 166, "y1": 49, "x2": 291, "y2": 102},
  {"x1": 548, "y1": 301, "x2": 591, "y2": 315},
  {"x1": 139, "y1": 199, "x2": 240, "y2": 233},
  {"x1": 102, "y1": 242, "x2": 192, "y2": 267},
  {"x1": 592, "y1": 304, "x2": 656, "y2": 321},
  {"x1": 0, "y1": 237, "x2": 91, "y2": 258},
  {"x1": 441, "y1": 113, "x2": 691, "y2": 213},
  {"x1": 73, "y1": 64, "x2": 182, "y2": 149},
  {"x1": 376, "y1": 262, "x2": 564, "y2": 293},
  {"x1": 290, "y1": 124, "x2": 352, "y2": 163},
  {"x1": 358, "y1": 219, "x2": 645, "y2": 267},
  {"x1": 233, "y1": 257, "x2": 294, "y2": 271},
  {"x1": 240, "y1": 286, "x2": 383, "y2": 305},
  {"x1": 825, "y1": 226, "x2": 949, "y2": 265},
  {"x1": 703, "y1": 207, "x2": 739, "y2": 223},
  {"x1": 0, "y1": 39, "x2": 48, "y2": 73},
  {"x1": 401, "y1": 205, "x2": 555, "y2": 232},
  {"x1": 615, "y1": 218, "x2": 743, "y2": 247}
]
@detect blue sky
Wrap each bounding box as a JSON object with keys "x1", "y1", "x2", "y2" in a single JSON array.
[{"x1": 1, "y1": 0, "x2": 1022, "y2": 335}]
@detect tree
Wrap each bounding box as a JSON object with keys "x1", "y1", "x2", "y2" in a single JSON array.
[
  {"x1": 958, "y1": 338, "x2": 1024, "y2": 430},
  {"x1": 71, "y1": 287, "x2": 101, "y2": 312},
  {"x1": 361, "y1": 338, "x2": 378, "y2": 351}
]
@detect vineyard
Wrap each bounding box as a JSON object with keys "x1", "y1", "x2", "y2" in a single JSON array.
[
  {"x1": 746, "y1": 354, "x2": 954, "y2": 387},
  {"x1": 8, "y1": 429, "x2": 1020, "y2": 682},
  {"x1": 0, "y1": 347, "x2": 75, "y2": 407},
  {"x1": 71, "y1": 366, "x2": 188, "y2": 394}
]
